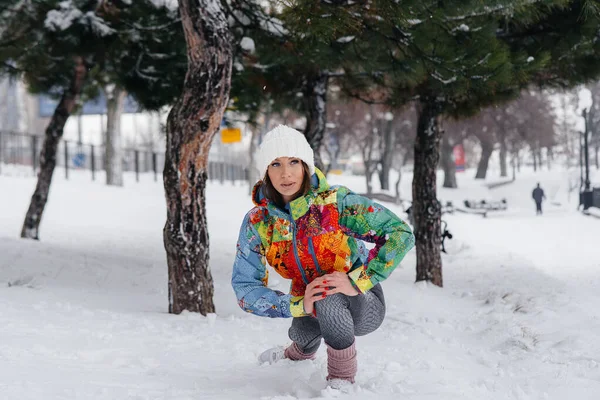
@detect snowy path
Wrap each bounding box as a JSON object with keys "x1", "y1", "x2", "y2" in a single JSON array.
[{"x1": 1, "y1": 171, "x2": 599, "y2": 399}]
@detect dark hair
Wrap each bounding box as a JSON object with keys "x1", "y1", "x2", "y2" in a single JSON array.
[{"x1": 262, "y1": 161, "x2": 312, "y2": 207}]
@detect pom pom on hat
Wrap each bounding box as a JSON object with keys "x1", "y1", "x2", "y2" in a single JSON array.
[{"x1": 255, "y1": 125, "x2": 315, "y2": 178}]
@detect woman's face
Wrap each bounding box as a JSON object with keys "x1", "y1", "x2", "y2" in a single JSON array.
[{"x1": 267, "y1": 157, "x2": 305, "y2": 203}]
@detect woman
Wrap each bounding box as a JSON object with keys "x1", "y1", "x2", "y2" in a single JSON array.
[{"x1": 231, "y1": 125, "x2": 415, "y2": 390}]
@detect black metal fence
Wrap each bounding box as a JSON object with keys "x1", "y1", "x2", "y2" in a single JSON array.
[{"x1": 0, "y1": 130, "x2": 248, "y2": 184}]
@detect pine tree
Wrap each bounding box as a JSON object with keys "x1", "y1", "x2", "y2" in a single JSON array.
[
  {"x1": 0, "y1": 0, "x2": 185, "y2": 239},
  {"x1": 227, "y1": 0, "x2": 397, "y2": 170},
  {"x1": 0, "y1": 0, "x2": 118, "y2": 240},
  {"x1": 342, "y1": 0, "x2": 600, "y2": 287},
  {"x1": 161, "y1": 0, "x2": 232, "y2": 315}
]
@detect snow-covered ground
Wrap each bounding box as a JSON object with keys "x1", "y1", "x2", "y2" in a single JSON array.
[{"x1": 1, "y1": 165, "x2": 599, "y2": 400}]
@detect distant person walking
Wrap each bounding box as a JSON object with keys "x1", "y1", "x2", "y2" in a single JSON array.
[{"x1": 532, "y1": 183, "x2": 546, "y2": 215}]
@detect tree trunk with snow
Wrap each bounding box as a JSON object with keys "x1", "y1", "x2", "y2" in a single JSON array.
[
  {"x1": 475, "y1": 141, "x2": 494, "y2": 179},
  {"x1": 303, "y1": 72, "x2": 328, "y2": 172},
  {"x1": 413, "y1": 98, "x2": 443, "y2": 287},
  {"x1": 163, "y1": 0, "x2": 232, "y2": 315},
  {"x1": 105, "y1": 85, "x2": 126, "y2": 186},
  {"x1": 441, "y1": 133, "x2": 457, "y2": 188},
  {"x1": 378, "y1": 118, "x2": 394, "y2": 191},
  {"x1": 21, "y1": 57, "x2": 87, "y2": 240}
]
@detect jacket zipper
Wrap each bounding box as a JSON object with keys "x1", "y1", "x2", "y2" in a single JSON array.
[
  {"x1": 290, "y1": 220, "x2": 309, "y2": 284},
  {"x1": 308, "y1": 237, "x2": 323, "y2": 275}
]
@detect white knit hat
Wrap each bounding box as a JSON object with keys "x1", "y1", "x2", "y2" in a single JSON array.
[{"x1": 255, "y1": 125, "x2": 315, "y2": 178}]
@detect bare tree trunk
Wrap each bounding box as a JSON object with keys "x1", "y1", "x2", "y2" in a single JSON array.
[
  {"x1": 532, "y1": 147, "x2": 538, "y2": 172},
  {"x1": 511, "y1": 151, "x2": 516, "y2": 181},
  {"x1": 378, "y1": 118, "x2": 394, "y2": 191},
  {"x1": 21, "y1": 57, "x2": 88, "y2": 240},
  {"x1": 413, "y1": 98, "x2": 443, "y2": 287},
  {"x1": 248, "y1": 110, "x2": 272, "y2": 194},
  {"x1": 105, "y1": 85, "x2": 126, "y2": 186},
  {"x1": 441, "y1": 132, "x2": 457, "y2": 188},
  {"x1": 394, "y1": 168, "x2": 402, "y2": 203},
  {"x1": 499, "y1": 134, "x2": 508, "y2": 177},
  {"x1": 323, "y1": 130, "x2": 341, "y2": 176},
  {"x1": 303, "y1": 72, "x2": 328, "y2": 172},
  {"x1": 475, "y1": 141, "x2": 494, "y2": 179},
  {"x1": 362, "y1": 134, "x2": 376, "y2": 196},
  {"x1": 594, "y1": 141, "x2": 599, "y2": 169},
  {"x1": 247, "y1": 124, "x2": 259, "y2": 195},
  {"x1": 365, "y1": 165, "x2": 374, "y2": 195},
  {"x1": 163, "y1": 0, "x2": 232, "y2": 315},
  {"x1": 547, "y1": 146, "x2": 553, "y2": 170}
]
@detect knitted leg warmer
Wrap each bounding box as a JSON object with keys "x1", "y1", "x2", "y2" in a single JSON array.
[
  {"x1": 284, "y1": 342, "x2": 316, "y2": 361},
  {"x1": 326, "y1": 341, "x2": 357, "y2": 383}
]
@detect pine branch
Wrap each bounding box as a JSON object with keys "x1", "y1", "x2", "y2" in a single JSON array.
[
  {"x1": 0, "y1": 60, "x2": 23, "y2": 75},
  {"x1": 224, "y1": 0, "x2": 289, "y2": 36},
  {"x1": 124, "y1": 19, "x2": 182, "y2": 32},
  {"x1": 135, "y1": 53, "x2": 160, "y2": 82}
]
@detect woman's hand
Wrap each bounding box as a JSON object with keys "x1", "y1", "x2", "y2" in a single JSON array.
[
  {"x1": 320, "y1": 271, "x2": 361, "y2": 297},
  {"x1": 303, "y1": 272, "x2": 360, "y2": 315},
  {"x1": 303, "y1": 278, "x2": 326, "y2": 315}
]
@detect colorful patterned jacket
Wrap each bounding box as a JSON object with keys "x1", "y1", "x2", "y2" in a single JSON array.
[{"x1": 231, "y1": 169, "x2": 415, "y2": 318}]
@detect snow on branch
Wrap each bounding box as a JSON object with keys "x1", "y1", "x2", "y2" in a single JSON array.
[
  {"x1": 431, "y1": 70, "x2": 457, "y2": 85},
  {"x1": 201, "y1": 0, "x2": 229, "y2": 34},
  {"x1": 83, "y1": 11, "x2": 116, "y2": 36},
  {"x1": 404, "y1": 0, "x2": 546, "y2": 27},
  {"x1": 135, "y1": 53, "x2": 160, "y2": 82},
  {"x1": 150, "y1": 0, "x2": 178, "y2": 11},
  {"x1": 129, "y1": 19, "x2": 182, "y2": 32},
  {"x1": 44, "y1": 3, "x2": 83, "y2": 31},
  {"x1": 44, "y1": 2, "x2": 115, "y2": 36},
  {"x1": 445, "y1": 0, "x2": 545, "y2": 22},
  {"x1": 222, "y1": 0, "x2": 288, "y2": 36}
]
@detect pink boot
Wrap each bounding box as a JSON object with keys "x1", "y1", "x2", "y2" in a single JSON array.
[
  {"x1": 284, "y1": 342, "x2": 317, "y2": 361},
  {"x1": 326, "y1": 341, "x2": 357, "y2": 384}
]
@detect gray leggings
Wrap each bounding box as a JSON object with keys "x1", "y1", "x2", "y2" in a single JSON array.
[{"x1": 288, "y1": 284, "x2": 386, "y2": 351}]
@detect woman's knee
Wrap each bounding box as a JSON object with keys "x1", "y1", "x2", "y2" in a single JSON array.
[
  {"x1": 289, "y1": 331, "x2": 321, "y2": 353},
  {"x1": 289, "y1": 316, "x2": 319, "y2": 338},
  {"x1": 352, "y1": 287, "x2": 386, "y2": 336},
  {"x1": 315, "y1": 293, "x2": 349, "y2": 319},
  {"x1": 354, "y1": 312, "x2": 384, "y2": 336}
]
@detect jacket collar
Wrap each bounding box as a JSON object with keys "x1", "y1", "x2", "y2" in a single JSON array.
[{"x1": 251, "y1": 168, "x2": 329, "y2": 219}]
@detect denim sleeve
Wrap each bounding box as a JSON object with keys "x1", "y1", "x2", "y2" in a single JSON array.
[{"x1": 231, "y1": 212, "x2": 298, "y2": 318}]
